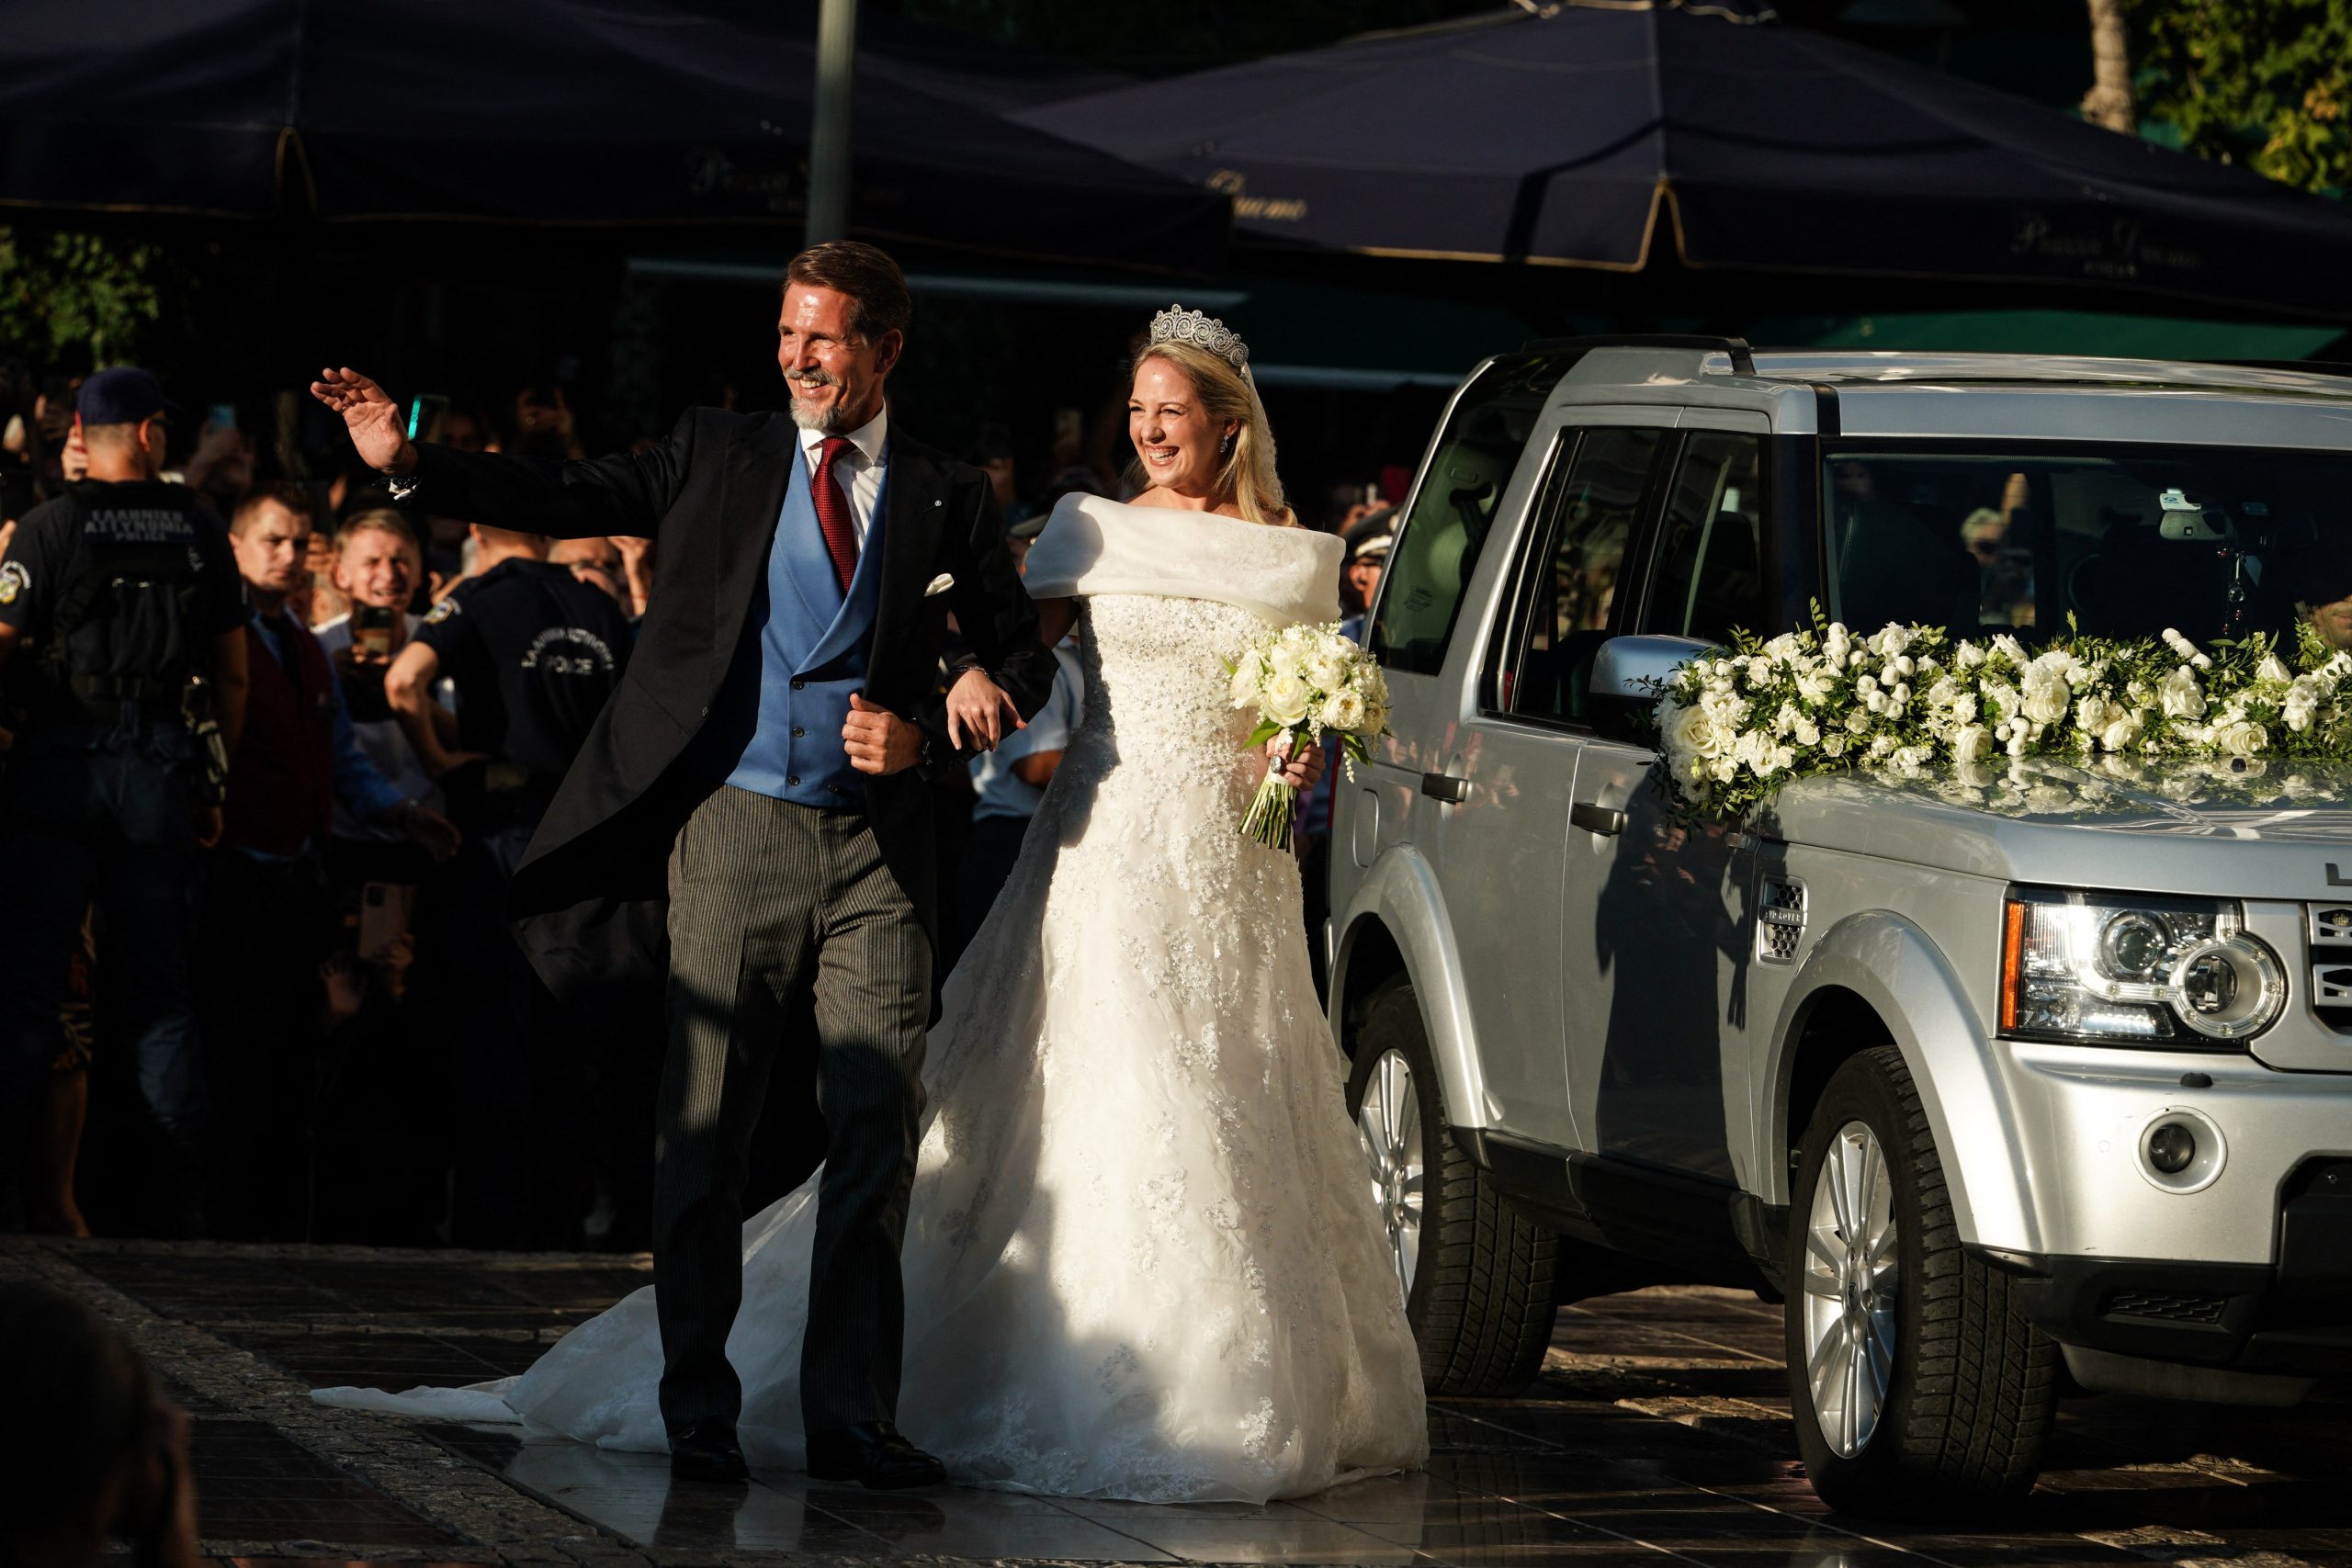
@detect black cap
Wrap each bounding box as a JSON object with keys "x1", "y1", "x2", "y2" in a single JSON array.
[{"x1": 74, "y1": 367, "x2": 182, "y2": 427}]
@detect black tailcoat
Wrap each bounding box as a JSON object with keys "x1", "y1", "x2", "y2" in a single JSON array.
[{"x1": 409, "y1": 407, "x2": 1057, "y2": 1013}]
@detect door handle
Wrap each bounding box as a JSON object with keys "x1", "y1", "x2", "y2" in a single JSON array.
[
  {"x1": 1571, "y1": 801, "x2": 1626, "y2": 837},
  {"x1": 1420, "y1": 772, "x2": 1471, "y2": 804}
]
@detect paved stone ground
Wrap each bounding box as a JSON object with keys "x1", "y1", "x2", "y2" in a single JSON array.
[{"x1": 7, "y1": 1235, "x2": 2346, "y2": 1568}]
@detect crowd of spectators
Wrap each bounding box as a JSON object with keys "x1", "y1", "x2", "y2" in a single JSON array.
[{"x1": 0, "y1": 350, "x2": 1411, "y2": 1253}]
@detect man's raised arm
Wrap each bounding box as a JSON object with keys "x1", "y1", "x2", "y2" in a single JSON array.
[{"x1": 310, "y1": 368, "x2": 693, "y2": 541}]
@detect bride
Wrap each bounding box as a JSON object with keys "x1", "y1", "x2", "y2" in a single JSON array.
[{"x1": 316, "y1": 309, "x2": 1429, "y2": 1503}]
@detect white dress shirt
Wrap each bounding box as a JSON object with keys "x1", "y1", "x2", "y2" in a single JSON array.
[{"x1": 797, "y1": 403, "x2": 889, "y2": 548}]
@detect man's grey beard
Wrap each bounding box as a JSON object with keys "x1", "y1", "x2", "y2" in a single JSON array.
[{"x1": 786, "y1": 372, "x2": 849, "y2": 433}]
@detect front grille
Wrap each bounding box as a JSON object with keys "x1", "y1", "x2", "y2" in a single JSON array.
[
  {"x1": 1758, "y1": 875, "x2": 1806, "y2": 964},
  {"x1": 2102, "y1": 1291, "x2": 2229, "y2": 1325}
]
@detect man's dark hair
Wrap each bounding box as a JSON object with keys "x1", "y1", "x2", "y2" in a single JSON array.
[
  {"x1": 784, "y1": 241, "x2": 911, "y2": 345},
  {"x1": 230, "y1": 479, "x2": 316, "y2": 537}
]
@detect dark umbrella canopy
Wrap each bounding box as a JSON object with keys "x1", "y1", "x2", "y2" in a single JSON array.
[
  {"x1": 0, "y1": 0, "x2": 1225, "y2": 271},
  {"x1": 1017, "y1": 2, "x2": 2352, "y2": 318}
]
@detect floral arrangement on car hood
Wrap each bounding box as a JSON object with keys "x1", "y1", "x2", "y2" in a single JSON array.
[{"x1": 1656, "y1": 609, "x2": 2352, "y2": 820}]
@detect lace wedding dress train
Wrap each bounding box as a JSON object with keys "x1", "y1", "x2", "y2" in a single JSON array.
[{"x1": 315, "y1": 498, "x2": 1429, "y2": 1502}]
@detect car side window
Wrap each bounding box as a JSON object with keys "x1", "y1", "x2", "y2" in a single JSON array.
[
  {"x1": 1506, "y1": 425, "x2": 1667, "y2": 725},
  {"x1": 1371, "y1": 352, "x2": 1577, "y2": 676},
  {"x1": 1643, "y1": 431, "x2": 1768, "y2": 647}
]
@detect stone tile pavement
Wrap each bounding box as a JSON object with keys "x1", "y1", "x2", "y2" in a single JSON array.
[{"x1": 6, "y1": 1235, "x2": 2346, "y2": 1568}]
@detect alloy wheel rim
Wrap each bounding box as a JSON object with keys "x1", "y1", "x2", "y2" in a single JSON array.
[
  {"x1": 1799, "y1": 1119, "x2": 1900, "y2": 1460},
  {"x1": 1356, "y1": 1047, "x2": 1424, "y2": 1301}
]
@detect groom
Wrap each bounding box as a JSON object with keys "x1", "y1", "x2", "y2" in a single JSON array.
[{"x1": 313, "y1": 242, "x2": 1058, "y2": 1488}]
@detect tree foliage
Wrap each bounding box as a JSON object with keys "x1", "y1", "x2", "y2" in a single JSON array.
[
  {"x1": 0, "y1": 227, "x2": 171, "y2": 366},
  {"x1": 2125, "y1": 0, "x2": 2352, "y2": 193}
]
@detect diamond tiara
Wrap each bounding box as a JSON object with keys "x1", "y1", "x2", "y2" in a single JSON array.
[{"x1": 1150, "y1": 305, "x2": 1250, "y2": 375}]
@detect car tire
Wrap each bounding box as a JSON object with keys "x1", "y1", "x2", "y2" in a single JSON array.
[
  {"x1": 1785, "y1": 1045, "x2": 2058, "y2": 1518},
  {"x1": 1348, "y1": 979, "x2": 1559, "y2": 1396}
]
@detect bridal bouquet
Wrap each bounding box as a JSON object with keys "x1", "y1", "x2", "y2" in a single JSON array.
[
  {"x1": 1657, "y1": 607, "x2": 2352, "y2": 822},
  {"x1": 1227, "y1": 623, "x2": 1392, "y2": 852}
]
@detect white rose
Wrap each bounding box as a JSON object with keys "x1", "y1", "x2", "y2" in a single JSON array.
[
  {"x1": 1820, "y1": 732, "x2": 1850, "y2": 758},
  {"x1": 1985, "y1": 683, "x2": 2022, "y2": 723},
  {"x1": 1954, "y1": 724, "x2": 1993, "y2": 764},
  {"x1": 1991, "y1": 633, "x2": 2028, "y2": 664},
  {"x1": 1955, "y1": 640, "x2": 1986, "y2": 670},
  {"x1": 2022, "y1": 673, "x2": 2069, "y2": 726},
  {"x1": 1263, "y1": 671, "x2": 1311, "y2": 725},
  {"x1": 1868, "y1": 733, "x2": 1898, "y2": 760},
  {"x1": 1792, "y1": 717, "x2": 1820, "y2": 747},
  {"x1": 1267, "y1": 642, "x2": 1306, "y2": 681},
  {"x1": 2257, "y1": 652, "x2": 2292, "y2": 684},
  {"x1": 2100, "y1": 713, "x2": 2142, "y2": 752},
  {"x1": 1845, "y1": 709, "x2": 1871, "y2": 734},
  {"x1": 1889, "y1": 682, "x2": 1911, "y2": 708},
  {"x1": 2159, "y1": 667, "x2": 2206, "y2": 719},
  {"x1": 1228, "y1": 649, "x2": 1265, "y2": 708},
  {"x1": 2215, "y1": 719, "x2": 2267, "y2": 758},
  {"x1": 2284, "y1": 681, "x2": 2321, "y2": 732},
  {"x1": 1321, "y1": 688, "x2": 1367, "y2": 732},
  {"x1": 1306, "y1": 649, "x2": 1350, "y2": 693}
]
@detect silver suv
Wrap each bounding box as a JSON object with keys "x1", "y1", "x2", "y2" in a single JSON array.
[{"x1": 1329, "y1": 340, "x2": 2352, "y2": 1517}]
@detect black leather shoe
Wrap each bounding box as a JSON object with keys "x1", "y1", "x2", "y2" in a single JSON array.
[
  {"x1": 806, "y1": 1421, "x2": 945, "y2": 1490},
  {"x1": 669, "y1": 1425, "x2": 749, "y2": 1483}
]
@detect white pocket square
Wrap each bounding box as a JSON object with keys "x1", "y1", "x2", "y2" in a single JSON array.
[{"x1": 923, "y1": 572, "x2": 956, "y2": 598}]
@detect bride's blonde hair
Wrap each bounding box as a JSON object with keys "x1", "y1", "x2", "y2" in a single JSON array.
[{"x1": 1125, "y1": 341, "x2": 1294, "y2": 527}]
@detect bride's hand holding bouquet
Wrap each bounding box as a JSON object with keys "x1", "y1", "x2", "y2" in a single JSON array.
[{"x1": 1228, "y1": 623, "x2": 1391, "y2": 851}]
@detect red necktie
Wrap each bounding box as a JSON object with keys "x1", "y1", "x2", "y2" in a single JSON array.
[{"x1": 812, "y1": 436, "x2": 861, "y2": 594}]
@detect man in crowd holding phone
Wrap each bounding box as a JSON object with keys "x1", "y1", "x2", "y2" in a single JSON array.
[{"x1": 309, "y1": 506, "x2": 453, "y2": 1236}]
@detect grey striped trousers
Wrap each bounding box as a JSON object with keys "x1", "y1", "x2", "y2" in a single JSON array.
[{"x1": 652, "y1": 783, "x2": 932, "y2": 1441}]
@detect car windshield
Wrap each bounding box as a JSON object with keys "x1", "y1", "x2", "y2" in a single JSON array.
[{"x1": 1824, "y1": 445, "x2": 2352, "y2": 655}]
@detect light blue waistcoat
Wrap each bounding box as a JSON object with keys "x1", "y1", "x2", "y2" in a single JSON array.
[{"x1": 715, "y1": 439, "x2": 890, "y2": 807}]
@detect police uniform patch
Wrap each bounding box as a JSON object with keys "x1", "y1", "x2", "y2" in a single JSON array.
[
  {"x1": 424, "y1": 597, "x2": 460, "y2": 625},
  {"x1": 0, "y1": 560, "x2": 28, "y2": 605}
]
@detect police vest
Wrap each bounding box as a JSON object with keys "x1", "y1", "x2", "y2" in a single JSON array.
[{"x1": 39, "y1": 483, "x2": 221, "y2": 707}]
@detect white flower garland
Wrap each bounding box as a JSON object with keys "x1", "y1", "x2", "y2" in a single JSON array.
[{"x1": 1657, "y1": 610, "x2": 2352, "y2": 821}]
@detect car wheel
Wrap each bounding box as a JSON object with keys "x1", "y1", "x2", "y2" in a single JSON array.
[
  {"x1": 1348, "y1": 978, "x2": 1559, "y2": 1396},
  {"x1": 1785, "y1": 1045, "x2": 2057, "y2": 1517}
]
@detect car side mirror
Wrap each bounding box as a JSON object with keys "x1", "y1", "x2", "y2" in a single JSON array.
[{"x1": 1588, "y1": 634, "x2": 1717, "y2": 705}]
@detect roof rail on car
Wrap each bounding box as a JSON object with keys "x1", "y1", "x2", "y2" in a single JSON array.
[{"x1": 1515, "y1": 333, "x2": 1757, "y2": 376}]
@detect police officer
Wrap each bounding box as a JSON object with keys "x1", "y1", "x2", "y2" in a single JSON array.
[
  {"x1": 0, "y1": 368, "x2": 251, "y2": 1235},
  {"x1": 384, "y1": 523, "x2": 633, "y2": 1246}
]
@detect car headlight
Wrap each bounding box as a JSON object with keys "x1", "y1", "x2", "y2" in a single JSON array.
[{"x1": 1999, "y1": 886, "x2": 2285, "y2": 1046}]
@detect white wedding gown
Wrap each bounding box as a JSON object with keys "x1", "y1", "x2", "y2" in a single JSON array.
[{"x1": 314, "y1": 496, "x2": 1430, "y2": 1502}]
